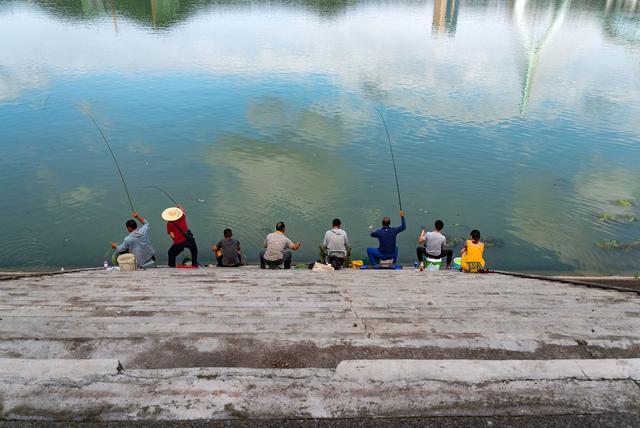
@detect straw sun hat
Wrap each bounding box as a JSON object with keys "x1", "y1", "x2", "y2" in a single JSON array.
[{"x1": 162, "y1": 207, "x2": 184, "y2": 222}]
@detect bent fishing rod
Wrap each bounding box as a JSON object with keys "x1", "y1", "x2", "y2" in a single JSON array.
[
  {"x1": 85, "y1": 113, "x2": 135, "y2": 212},
  {"x1": 145, "y1": 185, "x2": 179, "y2": 206},
  {"x1": 376, "y1": 108, "x2": 403, "y2": 211}
]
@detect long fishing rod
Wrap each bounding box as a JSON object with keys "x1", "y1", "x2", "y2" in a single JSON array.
[
  {"x1": 85, "y1": 113, "x2": 135, "y2": 212},
  {"x1": 145, "y1": 185, "x2": 179, "y2": 206},
  {"x1": 376, "y1": 108, "x2": 403, "y2": 211}
]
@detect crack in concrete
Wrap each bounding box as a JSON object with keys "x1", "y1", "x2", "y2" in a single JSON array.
[
  {"x1": 334, "y1": 283, "x2": 369, "y2": 339},
  {"x1": 579, "y1": 368, "x2": 591, "y2": 381},
  {"x1": 340, "y1": 340, "x2": 359, "y2": 359},
  {"x1": 362, "y1": 376, "x2": 640, "y2": 388},
  {"x1": 575, "y1": 339, "x2": 597, "y2": 358}
]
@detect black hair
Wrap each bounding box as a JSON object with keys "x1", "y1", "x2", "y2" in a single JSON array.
[
  {"x1": 382, "y1": 216, "x2": 391, "y2": 227},
  {"x1": 276, "y1": 222, "x2": 285, "y2": 232},
  {"x1": 126, "y1": 219, "x2": 137, "y2": 230},
  {"x1": 435, "y1": 220, "x2": 444, "y2": 231},
  {"x1": 470, "y1": 229, "x2": 481, "y2": 241},
  {"x1": 224, "y1": 228, "x2": 232, "y2": 238},
  {"x1": 332, "y1": 218, "x2": 341, "y2": 227}
]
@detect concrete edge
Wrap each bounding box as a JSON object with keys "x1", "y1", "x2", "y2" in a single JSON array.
[
  {"x1": 335, "y1": 359, "x2": 640, "y2": 383},
  {"x1": 0, "y1": 268, "x2": 103, "y2": 282},
  {"x1": 494, "y1": 270, "x2": 640, "y2": 295},
  {"x1": 0, "y1": 359, "x2": 122, "y2": 382}
]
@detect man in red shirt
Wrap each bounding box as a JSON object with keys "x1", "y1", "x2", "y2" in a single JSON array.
[{"x1": 162, "y1": 204, "x2": 199, "y2": 268}]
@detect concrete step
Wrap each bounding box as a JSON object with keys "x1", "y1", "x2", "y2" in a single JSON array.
[
  {"x1": 0, "y1": 358, "x2": 639, "y2": 421},
  {"x1": 2, "y1": 269, "x2": 640, "y2": 366}
]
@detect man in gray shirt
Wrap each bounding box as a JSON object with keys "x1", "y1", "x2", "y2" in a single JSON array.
[
  {"x1": 260, "y1": 222, "x2": 301, "y2": 269},
  {"x1": 111, "y1": 211, "x2": 156, "y2": 269},
  {"x1": 320, "y1": 218, "x2": 350, "y2": 270},
  {"x1": 212, "y1": 228, "x2": 242, "y2": 267},
  {"x1": 416, "y1": 219, "x2": 453, "y2": 270}
]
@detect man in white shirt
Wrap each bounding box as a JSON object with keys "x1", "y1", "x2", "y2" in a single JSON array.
[
  {"x1": 320, "y1": 218, "x2": 350, "y2": 270},
  {"x1": 416, "y1": 219, "x2": 453, "y2": 270}
]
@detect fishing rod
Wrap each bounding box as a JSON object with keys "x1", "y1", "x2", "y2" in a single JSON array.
[
  {"x1": 145, "y1": 185, "x2": 179, "y2": 206},
  {"x1": 376, "y1": 108, "x2": 403, "y2": 211},
  {"x1": 85, "y1": 113, "x2": 135, "y2": 212}
]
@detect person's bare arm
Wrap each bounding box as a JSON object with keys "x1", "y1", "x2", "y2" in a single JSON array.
[
  {"x1": 211, "y1": 244, "x2": 219, "y2": 252},
  {"x1": 291, "y1": 242, "x2": 302, "y2": 251},
  {"x1": 132, "y1": 211, "x2": 145, "y2": 224},
  {"x1": 418, "y1": 229, "x2": 426, "y2": 244}
]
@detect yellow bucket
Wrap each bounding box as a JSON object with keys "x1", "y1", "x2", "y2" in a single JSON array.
[{"x1": 351, "y1": 260, "x2": 363, "y2": 268}]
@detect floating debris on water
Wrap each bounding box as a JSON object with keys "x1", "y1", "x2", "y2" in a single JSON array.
[
  {"x1": 484, "y1": 237, "x2": 505, "y2": 248},
  {"x1": 596, "y1": 213, "x2": 637, "y2": 223},
  {"x1": 197, "y1": 198, "x2": 205, "y2": 203},
  {"x1": 612, "y1": 199, "x2": 636, "y2": 207},
  {"x1": 595, "y1": 240, "x2": 640, "y2": 250},
  {"x1": 445, "y1": 237, "x2": 465, "y2": 247}
]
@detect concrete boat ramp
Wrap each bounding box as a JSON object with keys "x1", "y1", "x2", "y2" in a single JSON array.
[{"x1": 0, "y1": 268, "x2": 639, "y2": 425}]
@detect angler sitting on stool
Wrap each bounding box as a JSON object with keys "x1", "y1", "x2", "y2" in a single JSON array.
[
  {"x1": 260, "y1": 222, "x2": 301, "y2": 269},
  {"x1": 416, "y1": 219, "x2": 453, "y2": 271},
  {"x1": 319, "y1": 218, "x2": 351, "y2": 270},
  {"x1": 367, "y1": 211, "x2": 405, "y2": 268}
]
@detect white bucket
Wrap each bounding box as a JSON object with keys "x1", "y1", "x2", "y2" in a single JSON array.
[{"x1": 117, "y1": 253, "x2": 137, "y2": 271}]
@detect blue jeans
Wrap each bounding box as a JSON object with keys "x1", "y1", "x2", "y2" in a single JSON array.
[{"x1": 367, "y1": 247, "x2": 398, "y2": 266}]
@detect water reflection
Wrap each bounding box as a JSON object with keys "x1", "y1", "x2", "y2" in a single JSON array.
[
  {"x1": 0, "y1": 0, "x2": 639, "y2": 272},
  {"x1": 513, "y1": 0, "x2": 569, "y2": 116},
  {"x1": 31, "y1": 0, "x2": 359, "y2": 26},
  {"x1": 603, "y1": 0, "x2": 640, "y2": 45},
  {"x1": 432, "y1": 0, "x2": 458, "y2": 36}
]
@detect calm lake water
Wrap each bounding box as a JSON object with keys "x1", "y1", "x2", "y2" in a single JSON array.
[{"x1": 0, "y1": 0, "x2": 639, "y2": 273}]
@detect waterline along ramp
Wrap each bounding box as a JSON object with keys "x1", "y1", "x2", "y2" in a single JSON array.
[{"x1": 0, "y1": 268, "x2": 639, "y2": 422}]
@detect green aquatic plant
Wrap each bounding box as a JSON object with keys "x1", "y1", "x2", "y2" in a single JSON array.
[
  {"x1": 595, "y1": 240, "x2": 640, "y2": 250},
  {"x1": 596, "y1": 213, "x2": 637, "y2": 223},
  {"x1": 612, "y1": 199, "x2": 636, "y2": 207}
]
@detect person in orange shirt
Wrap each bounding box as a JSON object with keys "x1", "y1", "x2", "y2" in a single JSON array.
[{"x1": 461, "y1": 229, "x2": 485, "y2": 272}]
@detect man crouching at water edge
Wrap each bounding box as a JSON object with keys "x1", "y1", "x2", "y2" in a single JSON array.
[
  {"x1": 260, "y1": 222, "x2": 301, "y2": 269},
  {"x1": 367, "y1": 211, "x2": 406, "y2": 266},
  {"x1": 212, "y1": 228, "x2": 242, "y2": 267},
  {"x1": 163, "y1": 204, "x2": 199, "y2": 268},
  {"x1": 320, "y1": 218, "x2": 350, "y2": 270},
  {"x1": 111, "y1": 211, "x2": 156, "y2": 269}
]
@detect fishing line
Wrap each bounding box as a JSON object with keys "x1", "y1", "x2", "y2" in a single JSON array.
[
  {"x1": 145, "y1": 185, "x2": 179, "y2": 206},
  {"x1": 376, "y1": 108, "x2": 403, "y2": 211},
  {"x1": 84, "y1": 112, "x2": 135, "y2": 212}
]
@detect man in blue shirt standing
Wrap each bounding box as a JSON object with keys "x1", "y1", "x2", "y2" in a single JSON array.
[{"x1": 367, "y1": 210, "x2": 405, "y2": 266}]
